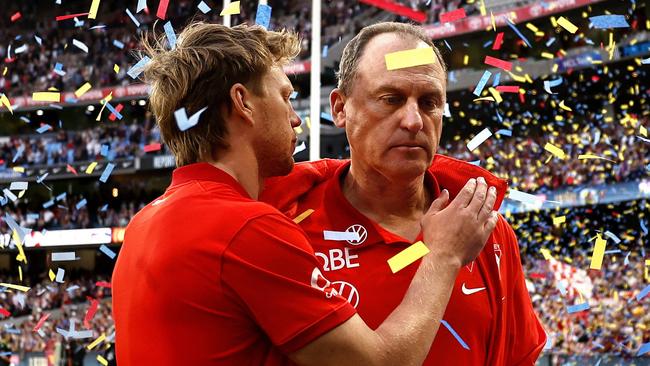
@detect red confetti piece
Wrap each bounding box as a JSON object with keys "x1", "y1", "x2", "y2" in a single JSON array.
[
  {"x1": 144, "y1": 143, "x2": 162, "y2": 153},
  {"x1": 95, "y1": 281, "x2": 112, "y2": 288},
  {"x1": 33, "y1": 313, "x2": 51, "y2": 331},
  {"x1": 10, "y1": 12, "x2": 22, "y2": 22},
  {"x1": 492, "y1": 32, "x2": 504, "y2": 50},
  {"x1": 84, "y1": 298, "x2": 99, "y2": 329},
  {"x1": 484, "y1": 55, "x2": 513, "y2": 71},
  {"x1": 108, "y1": 103, "x2": 124, "y2": 121},
  {"x1": 0, "y1": 308, "x2": 10, "y2": 317},
  {"x1": 66, "y1": 164, "x2": 78, "y2": 175},
  {"x1": 55, "y1": 13, "x2": 90, "y2": 21},
  {"x1": 358, "y1": 0, "x2": 426, "y2": 23},
  {"x1": 439, "y1": 8, "x2": 466, "y2": 23},
  {"x1": 156, "y1": 0, "x2": 170, "y2": 19},
  {"x1": 495, "y1": 85, "x2": 520, "y2": 93}
]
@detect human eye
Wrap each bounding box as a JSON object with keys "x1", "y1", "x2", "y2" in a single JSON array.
[{"x1": 381, "y1": 94, "x2": 403, "y2": 105}]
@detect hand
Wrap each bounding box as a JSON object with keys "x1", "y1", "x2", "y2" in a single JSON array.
[{"x1": 420, "y1": 177, "x2": 499, "y2": 267}]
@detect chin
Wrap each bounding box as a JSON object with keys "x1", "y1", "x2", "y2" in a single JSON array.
[
  {"x1": 383, "y1": 159, "x2": 429, "y2": 179},
  {"x1": 264, "y1": 156, "x2": 295, "y2": 178}
]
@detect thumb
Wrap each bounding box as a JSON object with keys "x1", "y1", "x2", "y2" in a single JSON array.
[{"x1": 426, "y1": 189, "x2": 449, "y2": 215}]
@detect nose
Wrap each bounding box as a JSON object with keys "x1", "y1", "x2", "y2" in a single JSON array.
[
  {"x1": 400, "y1": 99, "x2": 423, "y2": 133},
  {"x1": 290, "y1": 110, "x2": 301, "y2": 129}
]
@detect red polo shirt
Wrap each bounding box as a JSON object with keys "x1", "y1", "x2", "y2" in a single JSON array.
[
  {"x1": 112, "y1": 163, "x2": 356, "y2": 365},
  {"x1": 261, "y1": 156, "x2": 547, "y2": 365}
]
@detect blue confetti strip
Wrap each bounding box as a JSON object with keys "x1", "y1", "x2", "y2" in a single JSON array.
[
  {"x1": 567, "y1": 302, "x2": 590, "y2": 314},
  {"x1": 636, "y1": 284, "x2": 650, "y2": 301},
  {"x1": 36, "y1": 124, "x2": 52, "y2": 134},
  {"x1": 125, "y1": 8, "x2": 140, "y2": 27},
  {"x1": 589, "y1": 15, "x2": 629, "y2": 29},
  {"x1": 255, "y1": 4, "x2": 272, "y2": 29},
  {"x1": 164, "y1": 21, "x2": 176, "y2": 49},
  {"x1": 505, "y1": 18, "x2": 532, "y2": 48},
  {"x1": 127, "y1": 56, "x2": 150, "y2": 79},
  {"x1": 105, "y1": 102, "x2": 123, "y2": 120},
  {"x1": 99, "y1": 163, "x2": 115, "y2": 183},
  {"x1": 637, "y1": 342, "x2": 650, "y2": 357},
  {"x1": 496, "y1": 129, "x2": 512, "y2": 136},
  {"x1": 492, "y1": 72, "x2": 501, "y2": 87},
  {"x1": 197, "y1": 1, "x2": 212, "y2": 14},
  {"x1": 112, "y1": 40, "x2": 125, "y2": 49},
  {"x1": 75, "y1": 198, "x2": 87, "y2": 210},
  {"x1": 320, "y1": 112, "x2": 333, "y2": 122},
  {"x1": 99, "y1": 244, "x2": 117, "y2": 259},
  {"x1": 441, "y1": 320, "x2": 470, "y2": 350},
  {"x1": 473, "y1": 70, "x2": 492, "y2": 96}
]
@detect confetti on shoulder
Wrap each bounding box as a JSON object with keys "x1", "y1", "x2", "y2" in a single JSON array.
[
  {"x1": 387, "y1": 241, "x2": 429, "y2": 273},
  {"x1": 293, "y1": 209, "x2": 314, "y2": 224}
]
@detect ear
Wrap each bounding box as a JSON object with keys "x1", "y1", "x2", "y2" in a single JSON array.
[
  {"x1": 329, "y1": 88, "x2": 347, "y2": 128},
  {"x1": 230, "y1": 83, "x2": 255, "y2": 126}
]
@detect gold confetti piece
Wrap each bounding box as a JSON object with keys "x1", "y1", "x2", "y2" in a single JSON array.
[
  {"x1": 220, "y1": 1, "x2": 240, "y2": 16},
  {"x1": 578, "y1": 154, "x2": 616, "y2": 162},
  {"x1": 97, "y1": 355, "x2": 108, "y2": 366},
  {"x1": 589, "y1": 234, "x2": 606, "y2": 270},
  {"x1": 0, "y1": 283, "x2": 30, "y2": 292},
  {"x1": 384, "y1": 47, "x2": 436, "y2": 71},
  {"x1": 86, "y1": 162, "x2": 98, "y2": 174},
  {"x1": 2, "y1": 67, "x2": 6, "y2": 76},
  {"x1": 645, "y1": 259, "x2": 650, "y2": 281},
  {"x1": 557, "y1": 16, "x2": 578, "y2": 33},
  {"x1": 13, "y1": 166, "x2": 24, "y2": 173},
  {"x1": 544, "y1": 142, "x2": 566, "y2": 159},
  {"x1": 75, "y1": 82, "x2": 92, "y2": 98},
  {"x1": 526, "y1": 23, "x2": 539, "y2": 32},
  {"x1": 87, "y1": 333, "x2": 106, "y2": 350},
  {"x1": 88, "y1": 0, "x2": 101, "y2": 19},
  {"x1": 640, "y1": 125, "x2": 648, "y2": 137},
  {"x1": 559, "y1": 100, "x2": 572, "y2": 111},
  {"x1": 540, "y1": 248, "x2": 553, "y2": 260},
  {"x1": 388, "y1": 241, "x2": 430, "y2": 273},
  {"x1": 553, "y1": 216, "x2": 566, "y2": 225},
  {"x1": 541, "y1": 52, "x2": 554, "y2": 59},
  {"x1": 32, "y1": 92, "x2": 60, "y2": 102},
  {"x1": 305, "y1": 116, "x2": 311, "y2": 129},
  {"x1": 113, "y1": 64, "x2": 119, "y2": 73},
  {"x1": 490, "y1": 11, "x2": 496, "y2": 31},
  {"x1": 49, "y1": 269, "x2": 55, "y2": 282},
  {"x1": 488, "y1": 87, "x2": 502, "y2": 103},
  {"x1": 294, "y1": 126, "x2": 303, "y2": 134},
  {"x1": 463, "y1": 54, "x2": 469, "y2": 65},
  {"x1": 18, "y1": 266, "x2": 22, "y2": 282},
  {"x1": 293, "y1": 209, "x2": 314, "y2": 224},
  {"x1": 0, "y1": 94, "x2": 13, "y2": 114},
  {"x1": 13, "y1": 230, "x2": 26, "y2": 264}
]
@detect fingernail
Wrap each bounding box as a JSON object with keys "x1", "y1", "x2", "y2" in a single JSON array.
[
  {"x1": 469, "y1": 178, "x2": 476, "y2": 184},
  {"x1": 477, "y1": 177, "x2": 485, "y2": 183},
  {"x1": 489, "y1": 186, "x2": 496, "y2": 193}
]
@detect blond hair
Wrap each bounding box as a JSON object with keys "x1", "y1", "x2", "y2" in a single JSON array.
[
  {"x1": 337, "y1": 22, "x2": 446, "y2": 95},
  {"x1": 140, "y1": 22, "x2": 300, "y2": 167}
]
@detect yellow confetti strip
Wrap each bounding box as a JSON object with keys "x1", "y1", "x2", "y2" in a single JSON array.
[
  {"x1": 32, "y1": 92, "x2": 60, "y2": 102},
  {"x1": 293, "y1": 209, "x2": 314, "y2": 224},
  {"x1": 113, "y1": 64, "x2": 120, "y2": 73},
  {"x1": 220, "y1": 1, "x2": 240, "y2": 16},
  {"x1": 488, "y1": 87, "x2": 502, "y2": 103},
  {"x1": 589, "y1": 234, "x2": 606, "y2": 270},
  {"x1": 553, "y1": 216, "x2": 566, "y2": 226},
  {"x1": 97, "y1": 355, "x2": 108, "y2": 366},
  {"x1": 578, "y1": 154, "x2": 616, "y2": 162},
  {"x1": 490, "y1": 11, "x2": 496, "y2": 31},
  {"x1": 86, "y1": 162, "x2": 99, "y2": 174},
  {"x1": 388, "y1": 241, "x2": 430, "y2": 273},
  {"x1": 13, "y1": 166, "x2": 24, "y2": 173},
  {"x1": 645, "y1": 259, "x2": 650, "y2": 282},
  {"x1": 526, "y1": 23, "x2": 539, "y2": 32},
  {"x1": 88, "y1": 0, "x2": 101, "y2": 19},
  {"x1": 541, "y1": 52, "x2": 554, "y2": 59},
  {"x1": 87, "y1": 333, "x2": 106, "y2": 350},
  {"x1": 49, "y1": 269, "x2": 55, "y2": 282},
  {"x1": 557, "y1": 16, "x2": 578, "y2": 34},
  {"x1": 640, "y1": 125, "x2": 647, "y2": 137},
  {"x1": 75, "y1": 82, "x2": 92, "y2": 98},
  {"x1": 385, "y1": 47, "x2": 436, "y2": 71},
  {"x1": 540, "y1": 248, "x2": 553, "y2": 260},
  {"x1": 559, "y1": 100, "x2": 572, "y2": 111},
  {"x1": 1, "y1": 94, "x2": 13, "y2": 114},
  {"x1": 0, "y1": 283, "x2": 30, "y2": 292},
  {"x1": 544, "y1": 142, "x2": 566, "y2": 159},
  {"x1": 18, "y1": 266, "x2": 22, "y2": 282},
  {"x1": 13, "y1": 230, "x2": 27, "y2": 264}
]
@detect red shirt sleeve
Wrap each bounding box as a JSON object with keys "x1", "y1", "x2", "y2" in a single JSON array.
[
  {"x1": 260, "y1": 159, "x2": 346, "y2": 216},
  {"x1": 221, "y1": 213, "x2": 356, "y2": 354},
  {"x1": 500, "y1": 216, "x2": 547, "y2": 365}
]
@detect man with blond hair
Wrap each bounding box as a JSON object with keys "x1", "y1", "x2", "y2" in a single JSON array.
[
  {"x1": 262, "y1": 22, "x2": 547, "y2": 365},
  {"x1": 112, "y1": 22, "x2": 499, "y2": 365}
]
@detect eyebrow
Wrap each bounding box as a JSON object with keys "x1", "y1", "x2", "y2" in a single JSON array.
[{"x1": 372, "y1": 84, "x2": 444, "y2": 98}]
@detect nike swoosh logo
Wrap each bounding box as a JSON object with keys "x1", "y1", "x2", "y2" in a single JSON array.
[{"x1": 461, "y1": 283, "x2": 486, "y2": 295}]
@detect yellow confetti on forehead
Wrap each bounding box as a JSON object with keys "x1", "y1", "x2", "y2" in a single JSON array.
[{"x1": 384, "y1": 47, "x2": 436, "y2": 71}]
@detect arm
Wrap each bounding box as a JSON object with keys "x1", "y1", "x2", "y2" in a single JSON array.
[{"x1": 291, "y1": 177, "x2": 500, "y2": 366}]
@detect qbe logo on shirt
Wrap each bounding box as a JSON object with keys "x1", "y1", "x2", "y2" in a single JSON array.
[{"x1": 345, "y1": 224, "x2": 367, "y2": 245}]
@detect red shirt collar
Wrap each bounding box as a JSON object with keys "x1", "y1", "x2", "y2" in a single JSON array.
[
  {"x1": 322, "y1": 161, "x2": 441, "y2": 248},
  {"x1": 170, "y1": 162, "x2": 252, "y2": 199}
]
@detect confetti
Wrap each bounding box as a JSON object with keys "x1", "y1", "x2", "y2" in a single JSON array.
[
  {"x1": 88, "y1": 0, "x2": 101, "y2": 19},
  {"x1": 638, "y1": 342, "x2": 650, "y2": 357},
  {"x1": 74, "y1": 82, "x2": 92, "y2": 98},
  {"x1": 33, "y1": 313, "x2": 51, "y2": 332},
  {"x1": 484, "y1": 56, "x2": 512, "y2": 72},
  {"x1": 99, "y1": 163, "x2": 115, "y2": 183},
  {"x1": 72, "y1": 39, "x2": 89, "y2": 53},
  {"x1": 544, "y1": 77, "x2": 563, "y2": 94},
  {"x1": 358, "y1": 0, "x2": 426, "y2": 22},
  {"x1": 544, "y1": 143, "x2": 566, "y2": 159},
  {"x1": 385, "y1": 47, "x2": 436, "y2": 70},
  {"x1": 440, "y1": 320, "x2": 470, "y2": 350},
  {"x1": 99, "y1": 244, "x2": 116, "y2": 259},
  {"x1": 0, "y1": 283, "x2": 30, "y2": 292},
  {"x1": 505, "y1": 18, "x2": 531, "y2": 48},
  {"x1": 197, "y1": 1, "x2": 211, "y2": 14},
  {"x1": 220, "y1": 1, "x2": 241, "y2": 16},
  {"x1": 387, "y1": 241, "x2": 430, "y2": 273},
  {"x1": 10, "y1": 12, "x2": 21, "y2": 22},
  {"x1": 85, "y1": 162, "x2": 98, "y2": 174},
  {"x1": 136, "y1": 0, "x2": 147, "y2": 13},
  {"x1": 439, "y1": 8, "x2": 466, "y2": 23},
  {"x1": 127, "y1": 56, "x2": 151, "y2": 79},
  {"x1": 55, "y1": 13, "x2": 89, "y2": 21},
  {"x1": 495, "y1": 85, "x2": 519, "y2": 93},
  {"x1": 567, "y1": 302, "x2": 590, "y2": 314},
  {"x1": 32, "y1": 92, "x2": 61, "y2": 102},
  {"x1": 589, "y1": 234, "x2": 606, "y2": 270},
  {"x1": 589, "y1": 15, "x2": 629, "y2": 29},
  {"x1": 175, "y1": 106, "x2": 208, "y2": 132},
  {"x1": 473, "y1": 70, "x2": 492, "y2": 97},
  {"x1": 157, "y1": 0, "x2": 170, "y2": 19},
  {"x1": 164, "y1": 21, "x2": 176, "y2": 49},
  {"x1": 255, "y1": 4, "x2": 272, "y2": 29},
  {"x1": 557, "y1": 16, "x2": 578, "y2": 34},
  {"x1": 492, "y1": 32, "x2": 504, "y2": 50},
  {"x1": 466, "y1": 127, "x2": 492, "y2": 151},
  {"x1": 125, "y1": 8, "x2": 140, "y2": 27},
  {"x1": 293, "y1": 209, "x2": 314, "y2": 224},
  {"x1": 143, "y1": 143, "x2": 162, "y2": 153},
  {"x1": 87, "y1": 333, "x2": 106, "y2": 350}
]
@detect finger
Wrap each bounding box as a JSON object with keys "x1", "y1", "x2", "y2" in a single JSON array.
[
  {"x1": 478, "y1": 186, "x2": 497, "y2": 222},
  {"x1": 426, "y1": 189, "x2": 449, "y2": 215},
  {"x1": 483, "y1": 211, "x2": 499, "y2": 233},
  {"x1": 449, "y1": 178, "x2": 476, "y2": 209},
  {"x1": 467, "y1": 176, "x2": 488, "y2": 213}
]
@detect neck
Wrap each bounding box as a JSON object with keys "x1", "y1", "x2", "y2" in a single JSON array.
[
  {"x1": 209, "y1": 145, "x2": 262, "y2": 200},
  {"x1": 342, "y1": 162, "x2": 431, "y2": 221}
]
